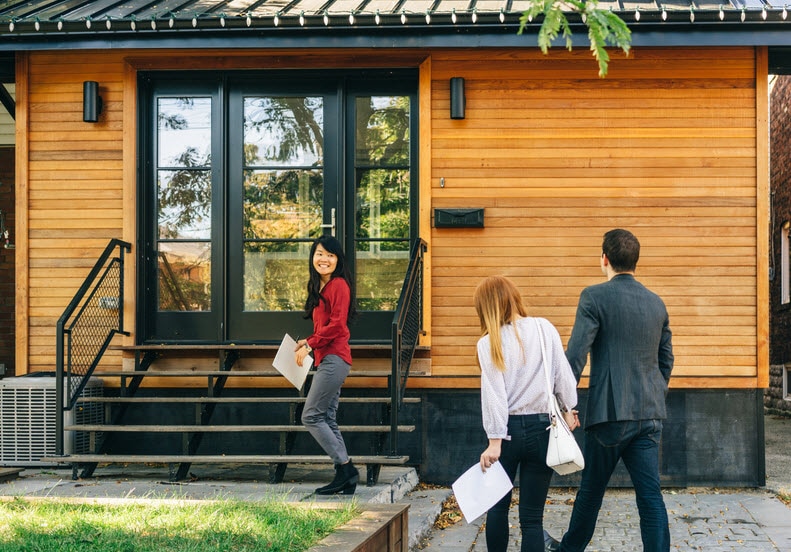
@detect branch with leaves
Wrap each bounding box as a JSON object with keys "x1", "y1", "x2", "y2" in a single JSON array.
[{"x1": 518, "y1": 0, "x2": 632, "y2": 77}]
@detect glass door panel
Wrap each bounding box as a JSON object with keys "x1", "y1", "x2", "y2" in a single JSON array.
[
  {"x1": 352, "y1": 94, "x2": 413, "y2": 340},
  {"x1": 143, "y1": 83, "x2": 223, "y2": 343},
  {"x1": 156, "y1": 97, "x2": 213, "y2": 312},
  {"x1": 228, "y1": 85, "x2": 338, "y2": 342}
]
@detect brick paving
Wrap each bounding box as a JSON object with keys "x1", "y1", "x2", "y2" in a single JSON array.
[
  {"x1": 416, "y1": 415, "x2": 791, "y2": 551},
  {"x1": 430, "y1": 488, "x2": 791, "y2": 551}
]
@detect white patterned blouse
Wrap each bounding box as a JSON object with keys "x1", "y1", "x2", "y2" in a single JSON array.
[{"x1": 478, "y1": 316, "x2": 578, "y2": 440}]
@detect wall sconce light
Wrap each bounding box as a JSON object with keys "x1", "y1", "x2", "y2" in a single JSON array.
[
  {"x1": 83, "y1": 81, "x2": 103, "y2": 123},
  {"x1": 450, "y1": 77, "x2": 465, "y2": 120}
]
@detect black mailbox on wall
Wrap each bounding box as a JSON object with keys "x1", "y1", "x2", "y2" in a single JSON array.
[{"x1": 433, "y1": 208, "x2": 485, "y2": 228}]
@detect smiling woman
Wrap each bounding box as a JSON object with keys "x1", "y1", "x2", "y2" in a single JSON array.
[{"x1": 296, "y1": 234, "x2": 360, "y2": 495}]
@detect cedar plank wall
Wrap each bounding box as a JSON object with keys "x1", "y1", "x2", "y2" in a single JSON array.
[
  {"x1": 426, "y1": 47, "x2": 764, "y2": 390},
  {"x1": 20, "y1": 52, "x2": 124, "y2": 374},
  {"x1": 17, "y1": 47, "x2": 766, "y2": 391}
]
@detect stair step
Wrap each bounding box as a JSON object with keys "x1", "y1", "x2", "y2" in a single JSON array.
[
  {"x1": 65, "y1": 424, "x2": 416, "y2": 433},
  {"x1": 93, "y1": 370, "x2": 392, "y2": 378},
  {"x1": 41, "y1": 454, "x2": 410, "y2": 465},
  {"x1": 110, "y1": 344, "x2": 395, "y2": 351},
  {"x1": 76, "y1": 396, "x2": 420, "y2": 404}
]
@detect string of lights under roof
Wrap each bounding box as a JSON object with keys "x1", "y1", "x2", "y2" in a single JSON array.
[{"x1": 4, "y1": 4, "x2": 791, "y2": 33}]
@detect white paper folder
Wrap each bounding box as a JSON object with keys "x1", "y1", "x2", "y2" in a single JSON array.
[
  {"x1": 451, "y1": 460, "x2": 513, "y2": 524},
  {"x1": 272, "y1": 333, "x2": 313, "y2": 391}
]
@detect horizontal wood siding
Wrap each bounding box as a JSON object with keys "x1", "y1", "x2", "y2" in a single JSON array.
[
  {"x1": 23, "y1": 51, "x2": 124, "y2": 373},
  {"x1": 18, "y1": 47, "x2": 764, "y2": 390},
  {"x1": 428, "y1": 47, "x2": 761, "y2": 388}
]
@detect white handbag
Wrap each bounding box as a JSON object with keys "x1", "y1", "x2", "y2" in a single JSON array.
[{"x1": 534, "y1": 318, "x2": 585, "y2": 475}]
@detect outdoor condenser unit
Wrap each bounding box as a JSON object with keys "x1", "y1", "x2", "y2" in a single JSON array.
[{"x1": 0, "y1": 376, "x2": 104, "y2": 466}]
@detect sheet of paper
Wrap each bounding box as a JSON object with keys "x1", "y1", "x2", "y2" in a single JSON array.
[
  {"x1": 451, "y1": 460, "x2": 513, "y2": 524},
  {"x1": 272, "y1": 333, "x2": 313, "y2": 391}
]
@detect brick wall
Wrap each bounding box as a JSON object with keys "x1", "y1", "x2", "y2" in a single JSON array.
[
  {"x1": 769, "y1": 75, "x2": 791, "y2": 414},
  {"x1": 0, "y1": 147, "x2": 13, "y2": 376}
]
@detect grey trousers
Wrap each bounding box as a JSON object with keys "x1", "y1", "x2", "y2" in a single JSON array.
[{"x1": 301, "y1": 354, "x2": 351, "y2": 464}]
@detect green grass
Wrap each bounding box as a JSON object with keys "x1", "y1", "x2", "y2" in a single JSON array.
[{"x1": 0, "y1": 497, "x2": 358, "y2": 551}]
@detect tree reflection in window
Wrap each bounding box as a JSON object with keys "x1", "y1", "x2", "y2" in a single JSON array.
[
  {"x1": 156, "y1": 97, "x2": 212, "y2": 311},
  {"x1": 355, "y1": 96, "x2": 411, "y2": 311},
  {"x1": 242, "y1": 97, "x2": 324, "y2": 311}
]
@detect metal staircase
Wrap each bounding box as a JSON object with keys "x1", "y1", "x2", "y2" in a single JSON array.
[{"x1": 48, "y1": 239, "x2": 427, "y2": 484}]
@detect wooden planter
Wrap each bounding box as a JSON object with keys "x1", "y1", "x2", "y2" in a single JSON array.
[{"x1": 308, "y1": 503, "x2": 409, "y2": 552}]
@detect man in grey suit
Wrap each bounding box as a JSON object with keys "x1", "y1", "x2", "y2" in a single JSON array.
[{"x1": 548, "y1": 229, "x2": 674, "y2": 552}]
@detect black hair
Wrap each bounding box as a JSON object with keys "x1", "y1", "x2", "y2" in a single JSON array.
[
  {"x1": 602, "y1": 228, "x2": 640, "y2": 273},
  {"x1": 303, "y1": 234, "x2": 358, "y2": 323}
]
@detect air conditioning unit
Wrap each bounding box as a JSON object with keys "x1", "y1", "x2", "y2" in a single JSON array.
[{"x1": 0, "y1": 376, "x2": 104, "y2": 466}]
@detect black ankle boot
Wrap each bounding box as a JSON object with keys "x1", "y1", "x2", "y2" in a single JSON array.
[
  {"x1": 315, "y1": 460, "x2": 359, "y2": 495},
  {"x1": 315, "y1": 464, "x2": 341, "y2": 495}
]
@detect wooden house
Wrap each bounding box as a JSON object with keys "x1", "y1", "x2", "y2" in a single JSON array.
[{"x1": 0, "y1": 0, "x2": 783, "y2": 485}]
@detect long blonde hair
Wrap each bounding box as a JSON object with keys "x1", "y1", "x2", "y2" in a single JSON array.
[{"x1": 473, "y1": 275, "x2": 529, "y2": 371}]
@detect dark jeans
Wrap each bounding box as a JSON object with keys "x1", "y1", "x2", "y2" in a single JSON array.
[
  {"x1": 559, "y1": 419, "x2": 669, "y2": 552},
  {"x1": 486, "y1": 414, "x2": 554, "y2": 552}
]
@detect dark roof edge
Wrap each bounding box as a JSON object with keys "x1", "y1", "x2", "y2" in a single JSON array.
[{"x1": 1, "y1": 22, "x2": 791, "y2": 52}]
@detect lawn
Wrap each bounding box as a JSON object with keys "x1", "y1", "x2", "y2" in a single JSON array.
[{"x1": 0, "y1": 496, "x2": 358, "y2": 551}]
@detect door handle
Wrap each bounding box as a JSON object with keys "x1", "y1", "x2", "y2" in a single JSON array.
[{"x1": 320, "y1": 207, "x2": 336, "y2": 237}]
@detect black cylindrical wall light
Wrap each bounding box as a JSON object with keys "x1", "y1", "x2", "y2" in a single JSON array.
[
  {"x1": 450, "y1": 77, "x2": 465, "y2": 120},
  {"x1": 83, "y1": 81, "x2": 103, "y2": 123}
]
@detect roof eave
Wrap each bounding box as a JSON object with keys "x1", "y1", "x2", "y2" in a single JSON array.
[{"x1": 1, "y1": 10, "x2": 791, "y2": 51}]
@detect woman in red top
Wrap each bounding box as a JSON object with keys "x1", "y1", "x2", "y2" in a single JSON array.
[{"x1": 295, "y1": 235, "x2": 358, "y2": 495}]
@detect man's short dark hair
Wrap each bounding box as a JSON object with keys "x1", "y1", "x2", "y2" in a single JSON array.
[{"x1": 602, "y1": 229, "x2": 640, "y2": 273}]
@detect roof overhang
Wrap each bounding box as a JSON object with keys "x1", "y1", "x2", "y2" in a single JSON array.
[{"x1": 1, "y1": 0, "x2": 791, "y2": 51}]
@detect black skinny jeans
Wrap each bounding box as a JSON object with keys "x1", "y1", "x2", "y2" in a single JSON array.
[{"x1": 486, "y1": 413, "x2": 554, "y2": 552}]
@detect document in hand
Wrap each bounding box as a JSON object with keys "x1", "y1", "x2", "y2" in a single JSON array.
[
  {"x1": 451, "y1": 460, "x2": 513, "y2": 524},
  {"x1": 272, "y1": 333, "x2": 313, "y2": 391}
]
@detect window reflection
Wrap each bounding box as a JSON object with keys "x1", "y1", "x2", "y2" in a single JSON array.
[
  {"x1": 354, "y1": 96, "x2": 411, "y2": 311},
  {"x1": 156, "y1": 97, "x2": 213, "y2": 312},
  {"x1": 244, "y1": 97, "x2": 323, "y2": 166},
  {"x1": 158, "y1": 97, "x2": 212, "y2": 167},
  {"x1": 158, "y1": 243, "x2": 211, "y2": 311},
  {"x1": 243, "y1": 96, "x2": 324, "y2": 312}
]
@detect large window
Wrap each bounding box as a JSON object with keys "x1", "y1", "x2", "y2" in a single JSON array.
[{"x1": 138, "y1": 71, "x2": 418, "y2": 343}]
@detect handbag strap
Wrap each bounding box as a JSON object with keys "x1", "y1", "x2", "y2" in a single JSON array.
[{"x1": 533, "y1": 317, "x2": 554, "y2": 417}]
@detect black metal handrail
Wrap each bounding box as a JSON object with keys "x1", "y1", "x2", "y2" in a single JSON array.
[
  {"x1": 390, "y1": 238, "x2": 427, "y2": 456},
  {"x1": 55, "y1": 238, "x2": 131, "y2": 455}
]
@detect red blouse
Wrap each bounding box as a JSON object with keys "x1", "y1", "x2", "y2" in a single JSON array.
[{"x1": 306, "y1": 277, "x2": 352, "y2": 366}]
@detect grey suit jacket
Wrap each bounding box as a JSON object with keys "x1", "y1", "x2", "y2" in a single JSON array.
[{"x1": 566, "y1": 274, "x2": 674, "y2": 429}]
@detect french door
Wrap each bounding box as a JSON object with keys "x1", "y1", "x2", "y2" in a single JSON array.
[{"x1": 138, "y1": 70, "x2": 418, "y2": 344}]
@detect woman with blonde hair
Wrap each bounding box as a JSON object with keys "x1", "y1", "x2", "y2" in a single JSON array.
[{"x1": 474, "y1": 275, "x2": 579, "y2": 552}]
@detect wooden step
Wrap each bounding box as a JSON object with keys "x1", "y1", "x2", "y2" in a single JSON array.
[
  {"x1": 65, "y1": 424, "x2": 416, "y2": 433},
  {"x1": 110, "y1": 344, "x2": 394, "y2": 351},
  {"x1": 41, "y1": 454, "x2": 410, "y2": 465},
  {"x1": 93, "y1": 370, "x2": 392, "y2": 378},
  {"x1": 76, "y1": 396, "x2": 421, "y2": 404}
]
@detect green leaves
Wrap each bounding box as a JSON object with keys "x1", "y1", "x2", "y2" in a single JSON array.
[{"x1": 518, "y1": 0, "x2": 632, "y2": 77}]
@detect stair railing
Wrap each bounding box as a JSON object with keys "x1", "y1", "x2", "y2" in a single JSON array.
[
  {"x1": 390, "y1": 238, "x2": 427, "y2": 456},
  {"x1": 55, "y1": 238, "x2": 131, "y2": 455}
]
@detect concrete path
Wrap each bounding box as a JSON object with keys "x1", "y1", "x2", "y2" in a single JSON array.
[{"x1": 410, "y1": 414, "x2": 791, "y2": 551}]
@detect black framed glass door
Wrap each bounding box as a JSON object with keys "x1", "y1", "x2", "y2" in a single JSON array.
[
  {"x1": 138, "y1": 71, "x2": 417, "y2": 344},
  {"x1": 140, "y1": 78, "x2": 224, "y2": 342},
  {"x1": 227, "y1": 79, "x2": 339, "y2": 341}
]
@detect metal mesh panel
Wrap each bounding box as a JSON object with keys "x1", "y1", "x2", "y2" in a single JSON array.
[
  {"x1": 398, "y1": 265, "x2": 422, "y2": 396},
  {"x1": 64, "y1": 258, "x2": 122, "y2": 404}
]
